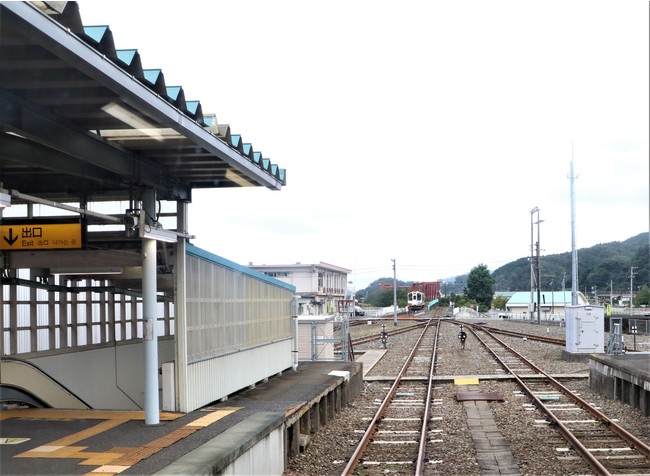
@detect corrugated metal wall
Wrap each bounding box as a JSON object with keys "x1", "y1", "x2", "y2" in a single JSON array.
[{"x1": 185, "y1": 340, "x2": 293, "y2": 411}]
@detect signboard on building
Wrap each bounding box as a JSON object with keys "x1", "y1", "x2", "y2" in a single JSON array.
[{"x1": 0, "y1": 223, "x2": 82, "y2": 250}]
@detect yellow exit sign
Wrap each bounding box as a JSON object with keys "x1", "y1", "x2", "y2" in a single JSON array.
[{"x1": 0, "y1": 223, "x2": 82, "y2": 250}]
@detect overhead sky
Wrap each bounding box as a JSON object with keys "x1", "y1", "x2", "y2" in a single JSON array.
[{"x1": 77, "y1": 1, "x2": 649, "y2": 290}]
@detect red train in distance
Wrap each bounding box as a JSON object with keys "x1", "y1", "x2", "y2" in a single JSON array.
[{"x1": 407, "y1": 281, "x2": 441, "y2": 312}]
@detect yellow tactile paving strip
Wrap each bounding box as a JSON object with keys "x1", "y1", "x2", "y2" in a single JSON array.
[
  {"x1": 47, "y1": 417, "x2": 132, "y2": 447},
  {"x1": 186, "y1": 408, "x2": 238, "y2": 427},
  {"x1": 0, "y1": 409, "x2": 181, "y2": 422},
  {"x1": 3, "y1": 407, "x2": 241, "y2": 476}
]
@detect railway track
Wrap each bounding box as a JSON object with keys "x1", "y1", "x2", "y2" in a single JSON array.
[
  {"x1": 342, "y1": 319, "x2": 650, "y2": 475},
  {"x1": 333, "y1": 318, "x2": 428, "y2": 353},
  {"x1": 341, "y1": 318, "x2": 440, "y2": 475},
  {"x1": 470, "y1": 325, "x2": 650, "y2": 475},
  {"x1": 344, "y1": 312, "x2": 562, "y2": 352},
  {"x1": 288, "y1": 318, "x2": 650, "y2": 476},
  {"x1": 474, "y1": 321, "x2": 566, "y2": 345}
]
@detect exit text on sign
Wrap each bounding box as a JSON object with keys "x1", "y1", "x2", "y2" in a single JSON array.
[{"x1": 0, "y1": 223, "x2": 82, "y2": 250}]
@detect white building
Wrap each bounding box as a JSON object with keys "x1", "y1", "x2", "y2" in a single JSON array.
[
  {"x1": 505, "y1": 291, "x2": 589, "y2": 320},
  {"x1": 248, "y1": 262, "x2": 351, "y2": 316}
]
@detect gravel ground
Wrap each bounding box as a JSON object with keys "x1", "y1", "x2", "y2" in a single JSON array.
[{"x1": 284, "y1": 317, "x2": 650, "y2": 476}]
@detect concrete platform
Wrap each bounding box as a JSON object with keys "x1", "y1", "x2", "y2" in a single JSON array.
[
  {"x1": 0, "y1": 360, "x2": 362, "y2": 475},
  {"x1": 589, "y1": 352, "x2": 650, "y2": 416},
  {"x1": 355, "y1": 349, "x2": 386, "y2": 377}
]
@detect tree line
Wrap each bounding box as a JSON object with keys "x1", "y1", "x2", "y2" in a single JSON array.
[
  {"x1": 491, "y1": 232, "x2": 648, "y2": 296},
  {"x1": 358, "y1": 232, "x2": 649, "y2": 310}
]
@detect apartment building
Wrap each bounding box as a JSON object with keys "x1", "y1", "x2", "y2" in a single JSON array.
[{"x1": 248, "y1": 262, "x2": 351, "y2": 315}]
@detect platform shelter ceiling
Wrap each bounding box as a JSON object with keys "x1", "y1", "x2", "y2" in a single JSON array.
[{"x1": 0, "y1": 1, "x2": 286, "y2": 205}]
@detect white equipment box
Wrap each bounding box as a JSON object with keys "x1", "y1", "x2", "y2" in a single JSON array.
[{"x1": 565, "y1": 305, "x2": 604, "y2": 354}]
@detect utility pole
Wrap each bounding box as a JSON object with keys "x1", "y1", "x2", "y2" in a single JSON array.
[
  {"x1": 536, "y1": 213, "x2": 542, "y2": 325},
  {"x1": 630, "y1": 266, "x2": 637, "y2": 315},
  {"x1": 530, "y1": 206, "x2": 539, "y2": 321},
  {"x1": 570, "y1": 154, "x2": 579, "y2": 305},
  {"x1": 530, "y1": 207, "x2": 543, "y2": 325},
  {"x1": 392, "y1": 258, "x2": 397, "y2": 326}
]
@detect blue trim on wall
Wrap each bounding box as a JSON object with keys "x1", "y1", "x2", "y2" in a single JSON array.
[{"x1": 186, "y1": 244, "x2": 296, "y2": 292}]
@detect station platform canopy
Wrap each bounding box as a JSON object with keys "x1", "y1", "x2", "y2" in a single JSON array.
[
  {"x1": 0, "y1": 2, "x2": 293, "y2": 420},
  {"x1": 0, "y1": 0, "x2": 288, "y2": 290},
  {"x1": 0, "y1": 1, "x2": 286, "y2": 206}
]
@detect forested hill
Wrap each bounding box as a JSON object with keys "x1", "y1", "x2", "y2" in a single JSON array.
[
  {"x1": 358, "y1": 232, "x2": 648, "y2": 297},
  {"x1": 492, "y1": 232, "x2": 649, "y2": 292}
]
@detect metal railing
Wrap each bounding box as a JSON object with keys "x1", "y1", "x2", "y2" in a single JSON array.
[{"x1": 1, "y1": 269, "x2": 174, "y2": 356}]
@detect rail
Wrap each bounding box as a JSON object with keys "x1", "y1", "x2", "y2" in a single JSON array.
[
  {"x1": 340, "y1": 318, "x2": 438, "y2": 475},
  {"x1": 334, "y1": 321, "x2": 428, "y2": 352},
  {"x1": 469, "y1": 326, "x2": 650, "y2": 475},
  {"x1": 415, "y1": 319, "x2": 441, "y2": 474}
]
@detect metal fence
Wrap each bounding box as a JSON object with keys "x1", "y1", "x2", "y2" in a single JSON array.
[{"x1": 1, "y1": 268, "x2": 174, "y2": 356}]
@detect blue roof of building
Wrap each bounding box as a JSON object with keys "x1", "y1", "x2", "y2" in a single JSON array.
[{"x1": 507, "y1": 291, "x2": 587, "y2": 306}]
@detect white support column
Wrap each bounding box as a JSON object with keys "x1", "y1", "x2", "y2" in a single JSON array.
[
  {"x1": 175, "y1": 201, "x2": 189, "y2": 412},
  {"x1": 142, "y1": 190, "x2": 160, "y2": 425}
]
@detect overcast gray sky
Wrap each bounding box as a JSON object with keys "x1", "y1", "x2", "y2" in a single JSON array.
[{"x1": 78, "y1": 0, "x2": 649, "y2": 289}]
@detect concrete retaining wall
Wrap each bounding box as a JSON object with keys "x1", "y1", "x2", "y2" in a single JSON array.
[
  {"x1": 285, "y1": 362, "x2": 363, "y2": 459},
  {"x1": 589, "y1": 354, "x2": 650, "y2": 417},
  {"x1": 154, "y1": 412, "x2": 285, "y2": 475}
]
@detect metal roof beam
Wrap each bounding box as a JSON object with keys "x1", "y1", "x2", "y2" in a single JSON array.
[
  {"x1": 0, "y1": 89, "x2": 191, "y2": 201},
  {"x1": 0, "y1": 133, "x2": 126, "y2": 194}
]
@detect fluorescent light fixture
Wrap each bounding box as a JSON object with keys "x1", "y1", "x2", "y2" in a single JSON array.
[
  {"x1": 137, "y1": 209, "x2": 177, "y2": 242},
  {"x1": 51, "y1": 267, "x2": 123, "y2": 275},
  {"x1": 0, "y1": 192, "x2": 10, "y2": 209},
  {"x1": 225, "y1": 169, "x2": 255, "y2": 187},
  {"x1": 140, "y1": 223, "x2": 177, "y2": 243},
  {"x1": 101, "y1": 102, "x2": 165, "y2": 142}
]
